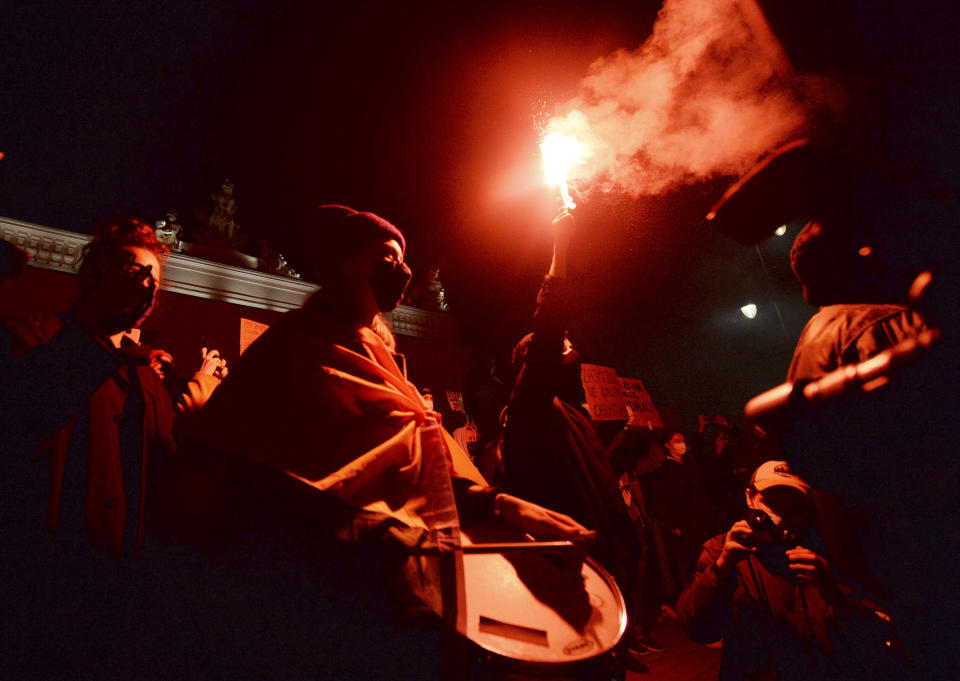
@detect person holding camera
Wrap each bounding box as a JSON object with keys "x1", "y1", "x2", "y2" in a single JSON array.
[{"x1": 676, "y1": 460, "x2": 905, "y2": 681}]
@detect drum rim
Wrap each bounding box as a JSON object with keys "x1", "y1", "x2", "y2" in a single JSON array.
[{"x1": 463, "y1": 552, "x2": 628, "y2": 667}]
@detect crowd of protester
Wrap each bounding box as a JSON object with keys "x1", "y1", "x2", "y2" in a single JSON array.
[
  {"x1": 1, "y1": 21, "x2": 955, "y2": 675},
  {"x1": 0, "y1": 177, "x2": 951, "y2": 681}
]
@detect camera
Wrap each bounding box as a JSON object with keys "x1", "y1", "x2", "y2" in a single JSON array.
[
  {"x1": 743, "y1": 509, "x2": 782, "y2": 546},
  {"x1": 746, "y1": 509, "x2": 770, "y2": 531}
]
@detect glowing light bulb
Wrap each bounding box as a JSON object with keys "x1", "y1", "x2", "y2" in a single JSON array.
[
  {"x1": 775, "y1": 225, "x2": 787, "y2": 236},
  {"x1": 740, "y1": 303, "x2": 758, "y2": 319}
]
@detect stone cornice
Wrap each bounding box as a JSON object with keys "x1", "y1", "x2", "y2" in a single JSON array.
[
  {"x1": 162, "y1": 251, "x2": 318, "y2": 312},
  {"x1": 0, "y1": 216, "x2": 89, "y2": 273},
  {"x1": 1, "y1": 215, "x2": 458, "y2": 340},
  {"x1": 386, "y1": 304, "x2": 459, "y2": 343},
  {"x1": 0, "y1": 215, "x2": 318, "y2": 312}
]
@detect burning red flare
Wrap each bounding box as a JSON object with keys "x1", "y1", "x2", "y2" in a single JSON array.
[{"x1": 540, "y1": 132, "x2": 587, "y2": 210}]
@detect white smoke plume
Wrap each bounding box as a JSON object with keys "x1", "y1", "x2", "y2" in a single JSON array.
[{"x1": 544, "y1": 0, "x2": 845, "y2": 198}]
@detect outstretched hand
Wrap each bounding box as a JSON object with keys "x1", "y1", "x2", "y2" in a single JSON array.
[{"x1": 496, "y1": 493, "x2": 595, "y2": 544}]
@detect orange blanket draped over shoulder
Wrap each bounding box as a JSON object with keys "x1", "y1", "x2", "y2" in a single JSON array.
[{"x1": 191, "y1": 306, "x2": 485, "y2": 532}]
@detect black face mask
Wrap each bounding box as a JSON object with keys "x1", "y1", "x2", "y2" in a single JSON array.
[
  {"x1": 369, "y1": 260, "x2": 412, "y2": 312},
  {"x1": 122, "y1": 280, "x2": 157, "y2": 329},
  {"x1": 82, "y1": 258, "x2": 158, "y2": 334},
  {"x1": 108, "y1": 264, "x2": 158, "y2": 331}
]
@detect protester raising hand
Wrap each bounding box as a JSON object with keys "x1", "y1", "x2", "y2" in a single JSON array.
[{"x1": 548, "y1": 210, "x2": 575, "y2": 279}]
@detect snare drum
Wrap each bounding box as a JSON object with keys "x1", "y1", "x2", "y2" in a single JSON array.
[{"x1": 460, "y1": 525, "x2": 627, "y2": 677}]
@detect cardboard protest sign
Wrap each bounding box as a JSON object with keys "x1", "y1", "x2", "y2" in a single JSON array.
[
  {"x1": 580, "y1": 363, "x2": 628, "y2": 421},
  {"x1": 619, "y1": 377, "x2": 663, "y2": 428},
  {"x1": 445, "y1": 390, "x2": 466, "y2": 413},
  {"x1": 239, "y1": 318, "x2": 270, "y2": 355}
]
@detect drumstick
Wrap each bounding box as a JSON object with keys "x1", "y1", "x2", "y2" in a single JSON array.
[{"x1": 462, "y1": 540, "x2": 576, "y2": 554}]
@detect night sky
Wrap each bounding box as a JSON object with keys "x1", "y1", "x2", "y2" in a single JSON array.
[{"x1": 2, "y1": 1, "x2": 956, "y2": 425}]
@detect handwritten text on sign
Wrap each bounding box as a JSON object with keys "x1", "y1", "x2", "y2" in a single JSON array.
[
  {"x1": 580, "y1": 363, "x2": 628, "y2": 421},
  {"x1": 619, "y1": 377, "x2": 663, "y2": 427},
  {"x1": 239, "y1": 318, "x2": 270, "y2": 356},
  {"x1": 445, "y1": 390, "x2": 466, "y2": 414}
]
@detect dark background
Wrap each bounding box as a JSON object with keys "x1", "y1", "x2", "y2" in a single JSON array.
[{"x1": 2, "y1": 1, "x2": 956, "y2": 426}]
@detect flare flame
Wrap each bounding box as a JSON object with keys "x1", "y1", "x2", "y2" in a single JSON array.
[{"x1": 540, "y1": 132, "x2": 588, "y2": 210}]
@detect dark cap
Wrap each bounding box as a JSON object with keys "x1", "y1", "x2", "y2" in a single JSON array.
[
  {"x1": 315, "y1": 204, "x2": 405, "y2": 254},
  {"x1": 286, "y1": 204, "x2": 406, "y2": 282}
]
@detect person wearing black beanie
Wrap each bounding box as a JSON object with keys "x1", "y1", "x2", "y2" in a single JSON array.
[{"x1": 166, "y1": 203, "x2": 593, "y2": 679}]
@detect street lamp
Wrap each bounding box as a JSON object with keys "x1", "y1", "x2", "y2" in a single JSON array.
[{"x1": 740, "y1": 303, "x2": 758, "y2": 319}]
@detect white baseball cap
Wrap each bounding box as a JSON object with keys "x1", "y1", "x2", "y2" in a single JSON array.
[{"x1": 750, "y1": 460, "x2": 811, "y2": 494}]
